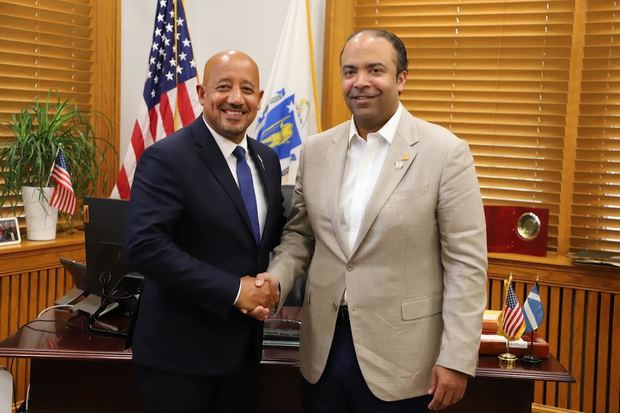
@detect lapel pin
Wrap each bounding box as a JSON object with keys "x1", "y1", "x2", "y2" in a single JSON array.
[
  {"x1": 256, "y1": 154, "x2": 265, "y2": 170},
  {"x1": 402, "y1": 153, "x2": 409, "y2": 161},
  {"x1": 394, "y1": 161, "x2": 403, "y2": 170}
]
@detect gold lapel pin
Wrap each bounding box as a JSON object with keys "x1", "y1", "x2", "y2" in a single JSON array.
[{"x1": 395, "y1": 153, "x2": 409, "y2": 170}]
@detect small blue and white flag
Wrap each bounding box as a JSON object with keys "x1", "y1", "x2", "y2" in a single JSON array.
[
  {"x1": 255, "y1": 0, "x2": 320, "y2": 184},
  {"x1": 522, "y1": 283, "x2": 544, "y2": 333}
]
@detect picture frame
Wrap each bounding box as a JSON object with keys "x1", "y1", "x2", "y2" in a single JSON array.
[{"x1": 0, "y1": 217, "x2": 21, "y2": 246}]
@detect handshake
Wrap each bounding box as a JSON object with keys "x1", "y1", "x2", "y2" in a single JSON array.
[{"x1": 234, "y1": 273, "x2": 280, "y2": 321}]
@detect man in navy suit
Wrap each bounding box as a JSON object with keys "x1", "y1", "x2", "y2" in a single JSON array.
[{"x1": 125, "y1": 50, "x2": 284, "y2": 413}]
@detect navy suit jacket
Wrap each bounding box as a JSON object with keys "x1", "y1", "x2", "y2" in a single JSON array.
[{"x1": 125, "y1": 117, "x2": 284, "y2": 376}]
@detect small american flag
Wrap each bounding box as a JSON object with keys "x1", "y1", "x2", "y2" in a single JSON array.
[
  {"x1": 500, "y1": 283, "x2": 526, "y2": 340},
  {"x1": 49, "y1": 149, "x2": 76, "y2": 215},
  {"x1": 111, "y1": 0, "x2": 201, "y2": 200}
]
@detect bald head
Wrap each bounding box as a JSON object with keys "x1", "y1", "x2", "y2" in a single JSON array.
[
  {"x1": 197, "y1": 50, "x2": 263, "y2": 144},
  {"x1": 202, "y1": 50, "x2": 260, "y2": 85}
]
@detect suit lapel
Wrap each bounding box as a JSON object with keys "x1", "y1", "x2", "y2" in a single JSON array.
[
  {"x1": 350, "y1": 112, "x2": 420, "y2": 255},
  {"x1": 326, "y1": 123, "x2": 352, "y2": 257},
  {"x1": 191, "y1": 119, "x2": 255, "y2": 241},
  {"x1": 248, "y1": 138, "x2": 277, "y2": 248}
]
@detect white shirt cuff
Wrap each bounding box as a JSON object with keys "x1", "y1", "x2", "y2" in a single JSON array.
[{"x1": 233, "y1": 280, "x2": 242, "y2": 305}]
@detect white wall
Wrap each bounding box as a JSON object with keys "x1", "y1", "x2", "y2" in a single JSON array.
[{"x1": 120, "y1": 0, "x2": 325, "y2": 159}]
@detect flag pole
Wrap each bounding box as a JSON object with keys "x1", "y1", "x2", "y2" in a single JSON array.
[
  {"x1": 498, "y1": 274, "x2": 518, "y2": 369},
  {"x1": 45, "y1": 146, "x2": 61, "y2": 188},
  {"x1": 305, "y1": 0, "x2": 321, "y2": 132},
  {"x1": 173, "y1": 0, "x2": 180, "y2": 130},
  {"x1": 521, "y1": 277, "x2": 542, "y2": 365}
]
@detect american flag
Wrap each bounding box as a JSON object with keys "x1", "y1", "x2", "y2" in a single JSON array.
[
  {"x1": 49, "y1": 149, "x2": 76, "y2": 215},
  {"x1": 111, "y1": 0, "x2": 201, "y2": 200},
  {"x1": 500, "y1": 282, "x2": 526, "y2": 340}
]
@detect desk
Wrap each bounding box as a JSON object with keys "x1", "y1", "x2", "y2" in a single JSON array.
[{"x1": 0, "y1": 309, "x2": 573, "y2": 413}]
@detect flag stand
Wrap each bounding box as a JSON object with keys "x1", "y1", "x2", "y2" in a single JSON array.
[
  {"x1": 521, "y1": 331, "x2": 542, "y2": 365},
  {"x1": 498, "y1": 340, "x2": 518, "y2": 369}
]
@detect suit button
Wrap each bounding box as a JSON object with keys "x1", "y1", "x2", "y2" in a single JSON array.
[{"x1": 346, "y1": 263, "x2": 354, "y2": 271}]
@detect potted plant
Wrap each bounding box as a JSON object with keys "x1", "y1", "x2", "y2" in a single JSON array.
[{"x1": 0, "y1": 90, "x2": 113, "y2": 240}]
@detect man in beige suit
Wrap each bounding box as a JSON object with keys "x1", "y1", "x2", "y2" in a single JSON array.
[{"x1": 256, "y1": 29, "x2": 487, "y2": 412}]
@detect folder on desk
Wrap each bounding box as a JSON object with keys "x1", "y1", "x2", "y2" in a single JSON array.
[{"x1": 479, "y1": 333, "x2": 549, "y2": 358}]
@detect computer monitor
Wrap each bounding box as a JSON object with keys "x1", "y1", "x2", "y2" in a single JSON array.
[{"x1": 83, "y1": 197, "x2": 129, "y2": 298}]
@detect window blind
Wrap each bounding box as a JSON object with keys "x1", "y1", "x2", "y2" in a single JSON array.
[
  {"x1": 0, "y1": 0, "x2": 94, "y2": 215},
  {"x1": 571, "y1": 0, "x2": 620, "y2": 251}
]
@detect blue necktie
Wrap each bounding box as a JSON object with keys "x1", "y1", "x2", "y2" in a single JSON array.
[{"x1": 232, "y1": 146, "x2": 260, "y2": 245}]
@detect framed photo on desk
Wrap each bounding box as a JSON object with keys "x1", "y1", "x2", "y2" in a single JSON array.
[{"x1": 0, "y1": 217, "x2": 20, "y2": 246}]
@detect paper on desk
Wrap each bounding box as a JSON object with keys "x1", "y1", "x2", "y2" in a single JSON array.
[{"x1": 481, "y1": 334, "x2": 528, "y2": 348}]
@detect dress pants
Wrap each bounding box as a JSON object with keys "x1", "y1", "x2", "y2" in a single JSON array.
[
  {"x1": 302, "y1": 307, "x2": 432, "y2": 413},
  {"x1": 135, "y1": 360, "x2": 257, "y2": 413}
]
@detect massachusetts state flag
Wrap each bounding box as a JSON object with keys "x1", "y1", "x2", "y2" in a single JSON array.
[
  {"x1": 112, "y1": 0, "x2": 201, "y2": 200},
  {"x1": 255, "y1": 0, "x2": 320, "y2": 184},
  {"x1": 523, "y1": 283, "x2": 544, "y2": 333},
  {"x1": 498, "y1": 279, "x2": 526, "y2": 340},
  {"x1": 49, "y1": 149, "x2": 76, "y2": 215}
]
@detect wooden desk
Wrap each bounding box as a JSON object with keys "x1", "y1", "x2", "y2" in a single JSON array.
[{"x1": 0, "y1": 309, "x2": 573, "y2": 413}]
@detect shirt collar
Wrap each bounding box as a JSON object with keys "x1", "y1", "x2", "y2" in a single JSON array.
[
  {"x1": 348, "y1": 103, "x2": 403, "y2": 145},
  {"x1": 202, "y1": 115, "x2": 248, "y2": 159}
]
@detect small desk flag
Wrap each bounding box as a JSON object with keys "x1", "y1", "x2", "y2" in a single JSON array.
[
  {"x1": 499, "y1": 279, "x2": 526, "y2": 340},
  {"x1": 523, "y1": 283, "x2": 544, "y2": 333},
  {"x1": 49, "y1": 149, "x2": 76, "y2": 215}
]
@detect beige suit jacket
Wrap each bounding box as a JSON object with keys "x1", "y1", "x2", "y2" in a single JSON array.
[{"x1": 268, "y1": 109, "x2": 487, "y2": 401}]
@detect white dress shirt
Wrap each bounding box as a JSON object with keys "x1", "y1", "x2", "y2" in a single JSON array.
[
  {"x1": 202, "y1": 116, "x2": 268, "y2": 304},
  {"x1": 340, "y1": 104, "x2": 403, "y2": 304}
]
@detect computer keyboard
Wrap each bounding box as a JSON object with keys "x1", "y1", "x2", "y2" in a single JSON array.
[
  {"x1": 263, "y1": 328, "x2": 300, "y2": 341},
  {"x1": 262, "y1": 321, "x2": 301, "y2": 347},
  {"x1": 263, "y1": 325, "x2": 299, "y2": 347}
]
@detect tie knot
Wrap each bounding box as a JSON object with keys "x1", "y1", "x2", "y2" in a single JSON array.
[{"x1": 233, "y1": 146, "x2": 246, "y2": 161}]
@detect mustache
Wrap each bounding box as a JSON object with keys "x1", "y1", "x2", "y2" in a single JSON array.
[{"x1": 220, "y1": 104, "x2": 248, "y2": 112}]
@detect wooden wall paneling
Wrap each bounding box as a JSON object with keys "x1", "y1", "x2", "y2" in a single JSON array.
[
  {"x1": 534, "y1": 283, "x2": 548, "y2": 405},
  {"x1": 569, "y1": 289, "x2": 585, "y2": 411},
  {"x1": 535, "y1": 377, "x2": 545, "y2": 405},
  {"x1": 558, "y1": 288, "x2": 574, "y2": 409},
  {"x1": 36, "y1": 272, "x2": 46, "y2": 314},
  {"x1": 0, "y1": 276, "x2": 7, "y2": 376},
  {"x1": 321, "y1": 0, "x2": 355, "y2": 130},
  {"x1": 558, "y1": 0, "x2": 586, "y2": 256},
  {"x1": 486, "y1": 272, "x2": 620, "y2": 412},
  {"x1": 538, "y1": 284, "x2": 553, "y2": 348},
  {"x1": 0, "y1": 232, "x2": 86, "y2": 407},
  {"x1": 546, "y1": 286, "x2": 562, "y2": 406},
  {"x1": 596, "y1": 293, "x2": 611, "y2": 413},
  {"x1": 488, "y1": 277, "x2": 503, "y2": 311},
  {"x1": 9, "y1": 276, "x2": 19, "y2": 340},
  {"x1": 515, "y1": 281, "x2": 526, "y2": 303},
  {"x1": 55, "y1": 268, "x2": 65, "y2": 303},
  {"x1": 486, "y1": 278, "x2": 492, "y2": 308},
  {"x1": 0, "y1": 277, "x2": 8, "y2": 337},
  {"x1": 18, "y1": 274, "x2": 28, "y2": 329},
  {"x1": 488, "y1": 255, "x2": 620, "y2": 294},
  {"x1": 582, "y1": 291, "x2": 598, "y2": 412},
  {"x1": 611, "y1": 296, "x2": 620, "y2": 413},
  {"x1": 93, "y1": 0, "x2": 121, "y2": 195}
]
